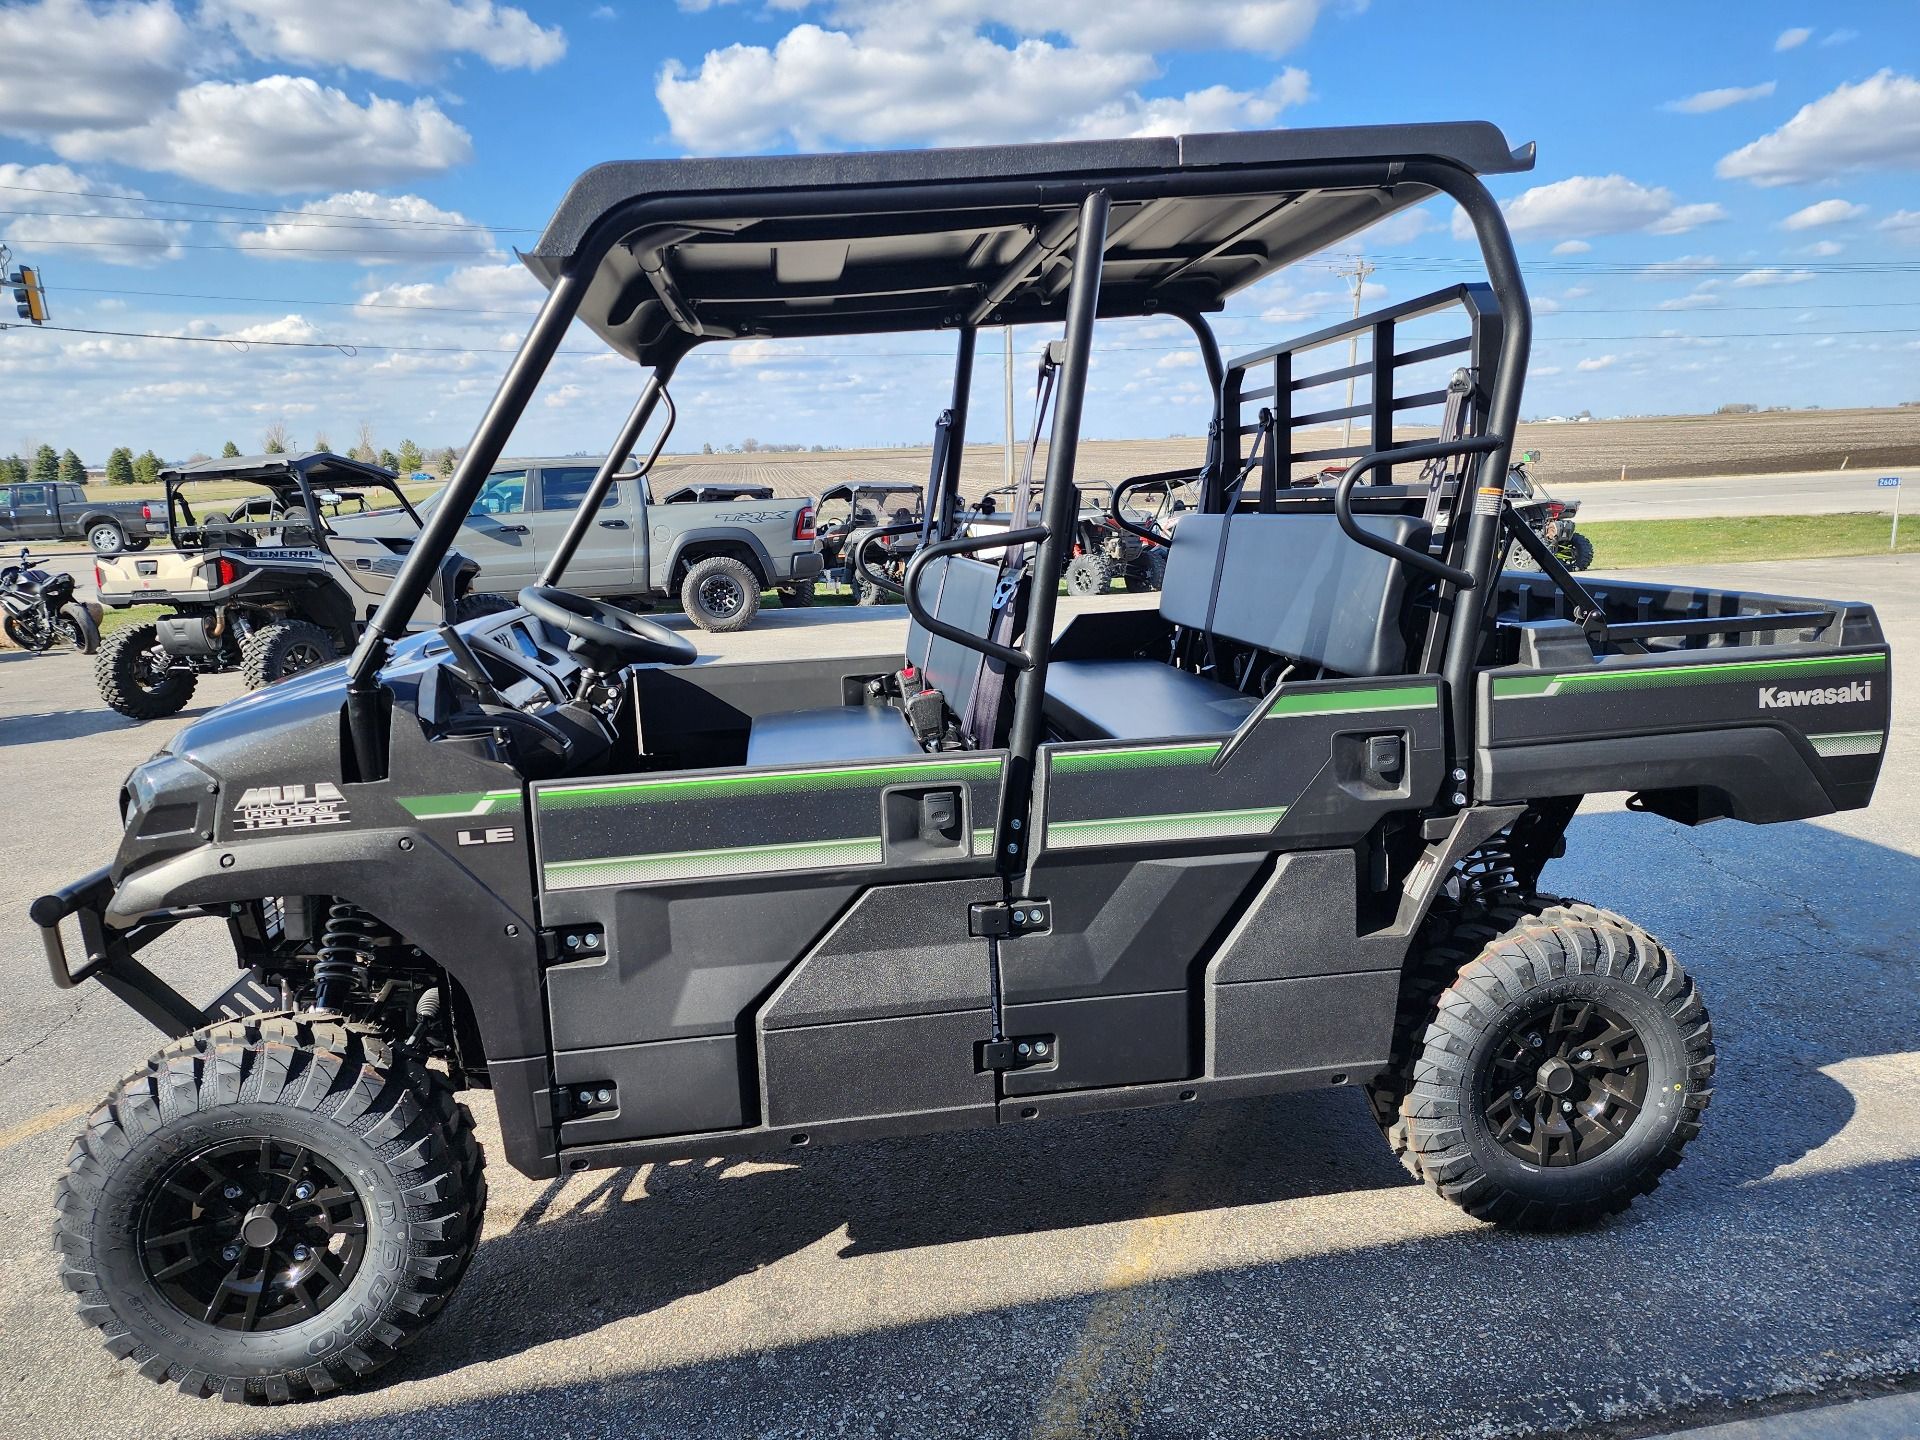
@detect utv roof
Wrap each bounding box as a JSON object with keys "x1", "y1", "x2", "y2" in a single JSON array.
[
  {"x1": 659, "y1": 480, "x2": 777, "y2": 502},
  {"x1": 166, "y1": 451, "x2": 400, "y2": 486},
  {"x1": 523, "y1": 123, "x2": 1533, "y2": 366}
]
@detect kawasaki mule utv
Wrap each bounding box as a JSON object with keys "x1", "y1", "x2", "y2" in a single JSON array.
[
  {"x1": 34, "y1": 125, "x2": 1891, "y2": 1404},
  {"x1": 91, "y1": 452, "x2": 505, "y2": 719}
]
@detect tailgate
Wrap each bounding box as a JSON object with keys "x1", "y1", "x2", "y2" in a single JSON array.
[{"x1": 98, "y1": 549, "x2": 210, "y2": 597}]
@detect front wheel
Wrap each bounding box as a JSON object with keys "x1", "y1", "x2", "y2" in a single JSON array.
[
  {"x1": 1065, "y1": 553, "x2": 1112, "y2": 596},
  {"x1": 680, "y1": 555, "x2": 761, "y2": 632},
  {"x1": 451, "y1": 591, "x2": 516, "y2": 623},
  {"x1": 87, "y1": 521, "x2": 128, "y2": 555},
  {"x1": 1394, "y1": 902, "x2": 1714, "y2": 1229},
  {"x1": 5, "y1": 612, "x2": 52, "y2": 651},
  {"x1": 96, "y1": 623, "x2": 196, "y2": 719},
  {"x1": 240, "y1": 621, "x2": 337, "y2": 689},
  {"x1": 53, "y1": 1016, "x2": 486, "y2": 1403}
]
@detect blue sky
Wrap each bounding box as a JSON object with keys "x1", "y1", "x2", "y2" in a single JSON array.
[{"x1": 1, "y1": 0, "x2": 1917, "y2": 463}]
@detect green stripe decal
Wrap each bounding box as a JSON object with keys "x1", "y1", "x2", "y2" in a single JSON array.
[
  {"x1": 537, "y1": 755, "x2": 1003, "y2": 808},
  {"x1": 1266, "y1": 683, "x2": 1439, "y2": 717},
  {"x1": 545, "y1": 836, "x2": 884, "y2": 889},
  {"x1": 399, "y1": 789, "x2": 522, "y2": 819},
  {"x1": 1494, "y1": 652, "x2": 1884, "y2": 700},
  {"x1": 1046, "y1": 806, "x2": 1287, "y2": 850},
  {"x1": 1809, "y1": 731, "x2": 1885, "y2": 758},
  {"x1": 1051, "y1": 741, "x2": 1222, "y2": 773}
]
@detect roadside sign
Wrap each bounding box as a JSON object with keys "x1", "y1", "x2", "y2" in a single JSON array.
[{"x1": 1878, "y1": 476, "x2": 1901, "y2": 488}]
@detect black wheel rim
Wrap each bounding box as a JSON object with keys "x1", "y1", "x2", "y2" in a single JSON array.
[
  {"x1": 138, "y1": 1137, "x2": 369, "y2": 1332},
  {"x1": 699, "y1": 575, "x2": 743, "y2": 616},
  {"x1": 281, "y1": 641, "x2": 325, "y2": 674},
  {"x1": 134, "y1": 647, "x2": 174, "y2": 691},
  {"x1": 1481, "y1": 999, "x2": 1649, "y2": 1167},
  {"x1": 55, "y1": 616, "x2": 81, "y2": 648}
]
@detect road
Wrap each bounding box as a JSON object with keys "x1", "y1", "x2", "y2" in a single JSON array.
[
  {"x1": 0, "y1": 559, "x2": 1914, "y2": 1440},
  {"x1": 1552, "y1": 465, "x2": 1913, "y2": 523}
]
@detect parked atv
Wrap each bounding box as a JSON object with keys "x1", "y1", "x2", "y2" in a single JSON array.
[
  {"x1": 0, "y1": 548, "x2": 97, "y2": 653},
  {"x1": 1505, "y1": 450, "x2": 1591, "y2": 570},
  {"x1": 816, "y1": 481, "x2": 924, "y2": 603},
  {"x1": 92, "y1": 452, "x2": 503, "y2": 719}
]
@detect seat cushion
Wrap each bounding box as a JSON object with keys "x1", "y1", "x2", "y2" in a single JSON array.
[
  {"x1": 747, "y1": 705, "x2": 923, "y2": 766},
  {"x1": 1043, "y1": 658, "x2": 1258, "y2": 742}
]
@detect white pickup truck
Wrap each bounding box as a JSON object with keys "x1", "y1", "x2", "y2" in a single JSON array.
[{"x1": 342, "y1": 458, "x2": 823, "y2": 631}]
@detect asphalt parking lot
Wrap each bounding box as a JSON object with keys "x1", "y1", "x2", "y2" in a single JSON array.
[{"x1": 0, "y1": 558, "x2": 1914, "y2": 1440}]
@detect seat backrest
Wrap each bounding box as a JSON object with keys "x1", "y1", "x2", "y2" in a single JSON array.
[
  {"x1": 1159, "y1": 512, "x2": 1431, "y2": 677},
  {"x1": 905, "y1": 553, "x2": 1006, "y2": 742}
]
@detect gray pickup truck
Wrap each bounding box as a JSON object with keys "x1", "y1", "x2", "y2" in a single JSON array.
[
  {"x1": 344, "y1": 457, "x2": 821, "y2": 631},
  {"x1": 0, "y1": 480, "x2": 169, "y2": 554}
]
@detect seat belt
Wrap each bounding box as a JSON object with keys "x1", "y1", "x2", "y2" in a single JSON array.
[
  {"x1": 959, "y1": 344, "x2": 1060, "y2": 746},
  {"x1": 1420, "y1": 367, "x2": 1476, "y2": 537},
  {"x1": 1197, "y1": 409, "x2": 1272, "y2": 679}
]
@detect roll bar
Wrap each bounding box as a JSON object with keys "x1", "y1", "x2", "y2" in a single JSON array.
[
  {"x1": 1108, "y1": 467, "x2": 1201, "y2": 543},
  {"x1": 901, "y1": 527, "x2": 1050, "y2": 670},
  {"x1": 1332, "y1": 436, "x2": 1502, "y2": 590},
  {"x1": 845, "y1": 520, "x2": 917, "y2": 598}
]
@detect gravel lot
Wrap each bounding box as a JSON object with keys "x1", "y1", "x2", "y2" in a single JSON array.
[{"x1": 0, "y1": 559, "x2": 1913, "y2": 1440}]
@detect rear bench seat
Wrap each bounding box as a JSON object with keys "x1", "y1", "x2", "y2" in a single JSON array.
[
  {"x1": 1042, "y1": 510, "x2": 1430, "y2": 742},
  {"x1": 745, "y1": 554, "x2": 1005, "y2": 764}
]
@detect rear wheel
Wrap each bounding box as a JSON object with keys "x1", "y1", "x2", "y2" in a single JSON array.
[
  {"x1": 451, "y1": 591, "x2": 515, "y2": 623},
  {"x1": 680, "y1": 555, "x2": 761, "y2": 632},
  {"x1": 1125, "y1": 548, "x2": 1167, "y2": 592},
  {"x1": 87, "y1": 521, "x2": 128, "y2": 555},
  {"x1": 1557, "y1": 531, "x2": 1595, "y2": 571},
  {"x1": 57, "y1": 602, "x2": 99, "y2": 654},
  {"x1": 53, "y1": 1016, "x2": 485, "y2": 1404},
  {"x1": 778, "y1": 581, "x2": 816, "y2": 608},
  {"x1": 96, "y1": 623, "x2": 196, "y2": 719},
  {"x1": 240, "y1": 621, "x2": 336, "y2": 690},
  {"x1": 1065, "y1": 553, "x2": 1112, "y2": 595},
  {"x1": 1387, "y1": 900, "x2": 1714, "y2": 1228}
]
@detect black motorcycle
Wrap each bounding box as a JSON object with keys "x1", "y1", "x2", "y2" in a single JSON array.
[{"x1": 1, "y1": 549, "x2": 99, "y2": 654}]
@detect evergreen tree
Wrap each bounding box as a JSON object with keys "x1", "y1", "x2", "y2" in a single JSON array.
[
  {"x1": 221, "y1": 440, "x2": 241, "y2": 458},
  {"x1": 0, "y1": 454, "x2": 26, "y2": 485},
  {"x1": 395, "y1": 438, "x2": 424, "y2": 474},
  {"x1": 106, "y1": 448, "x2": 136, "y2": 486},
  {"x1": 29, "y1": 443, "x2": 58, "y2": 484},
  {"x1": 133, "y1": 450, "x2": 163, "y2": 487},
  {"x1": 378, "y1": 448, "x2": 399, "y2": 472},
  {"x1": 312, "y1": 430, "x2": 333, "y2": 455},
  {"x1": 435, "y1": 448, "x2": 456, "y2": 476},
  {"x1": 57, "y1": 448, "x2": 86, "y2": 487}
]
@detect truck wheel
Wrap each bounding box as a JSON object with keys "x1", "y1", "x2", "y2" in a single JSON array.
[
  {"x1": 681, "y1": 555, "x2": 761, "y2": 632},
  {"x1": 1556, "y1": 532, "x2": 1595, "y2": 571},
  {"x1": 96, "y1": 624, "x2": 196, "y2": 719},
  {"x1": 1065, "y1": 553, "x2": 1111, "y2": 595},
  {"x1": 778, "y1": 581, "x2": 815, "y2": 608},
  {"x1": 451, "y1": 591, "x2": 515, "y2": 623},
  {"x1": 240, "y1": 621, "x2": 336, "y2": 690},
  {"x1": 57, "y1": 602, "x2": 100, "y2": 655},
  {"x1": 1392, "y1": 901, "x2": 1714, "y2": 1229},
  {"x1": 52, "y1": 1015, "x2": 486, "y2": 1404},
  {"x1": 87, "y1": 521, "x2": 128, "y2": 555}
]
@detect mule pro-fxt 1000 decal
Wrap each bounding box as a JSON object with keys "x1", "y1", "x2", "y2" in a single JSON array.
[
  {"x1": 1041, "y1": 682, "x2": 1441, "y2": 852},
  {"x1": 531, "y1": 754, "x2": 1006, "y2": 889}
]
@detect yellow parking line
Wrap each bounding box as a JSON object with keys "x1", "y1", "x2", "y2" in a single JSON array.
[
  {"x1": 1029, "y1": 1105, "x2": 1238, "y2": 1440},
  {"x1": 0, "y1": 1099, "x2": 94, "y2": 1153}
]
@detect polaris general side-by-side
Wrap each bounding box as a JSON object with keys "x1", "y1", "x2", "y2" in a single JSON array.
[
  {"x1": 33, "y1": 126, "x2": 1891, "y2": 1404},
  {"x1": 91, "y1": 453, "x2": 505, "y2": 718}
]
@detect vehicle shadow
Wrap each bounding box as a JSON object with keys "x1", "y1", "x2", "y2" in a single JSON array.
[
  {"x1": 0, "y1": 702, "x2": 218, "y2": 746},
  {"x1": 321, "y1": 810, "x2": 1913, "y2": 1404}
]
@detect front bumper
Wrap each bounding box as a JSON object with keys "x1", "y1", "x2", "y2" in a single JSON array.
[{"x1": 30, "y1": 866, "x2": 226, "y2": 1038}]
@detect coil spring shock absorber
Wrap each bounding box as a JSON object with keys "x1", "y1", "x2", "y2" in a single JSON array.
[{"x1": 314, "y1": 900, "x2": 377, "y2": 1012}]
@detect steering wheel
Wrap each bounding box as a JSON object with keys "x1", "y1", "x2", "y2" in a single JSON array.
[{"x1": 517, "y1": 586, "x2": 697, "y2": 670}]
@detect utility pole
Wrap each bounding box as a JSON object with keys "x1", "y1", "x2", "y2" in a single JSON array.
[
  {"x1": 1339, "y1": 256, "x2": 1375, "y2": 452},
  {"x1": 1003, "y1": 324, "x2": 1016, "y2": 487}
]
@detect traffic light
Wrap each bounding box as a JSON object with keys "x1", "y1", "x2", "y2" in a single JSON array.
[{"x1": 8, "y1": 266, "x2": 47, "y2": 324}]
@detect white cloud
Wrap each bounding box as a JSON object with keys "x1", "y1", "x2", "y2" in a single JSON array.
[
  {"x1": 1821, "y1": 28, "x2": 1857, "y2": 47},
  {"x1": 0, "y1": 162, "x2": 189, "y2": 267},
  {"x1": 1780, "y1": 198, "x2": 1867, "y2": 229},
  {"x1": 228, "y1": 314, "x2": 324, "y2": 344},
  {"x1": 1576, "y1": 355, "x2": 1617, "y2": 372},
  {"x1": 203, "y1": 0, "x2": 565, "y2": 81},
  {"x1": 1797, "y1": 239, "x2": 1843, "y2": 257},
  {"x1": 1878, "y1": 211, "x2": 1920, "y2": 243},
  {"x1": 356, "y1": 262, "x2": 545, "y2": 315},
  {"x1": 1551, "y1": 240, "x2": 1591, "y2": 255},
  {"x1": 54, "y1": 76, "x2": 473, "y2": 194},
  {"x1": 1718, "y1": 70, "x2": 1920, "y2": 186},
  {"x1": 1665, "y1": 81, "x2": 1775, "y2": 114},
  {"x1": 1732, "y1": 267, "x2": 1816, "y2": 287},
  {"x1": 0, "y1": 0, "x2": 192, "y2": 138},
  {"x1": 727, "y1": 338, "x2": 807, "y2": 366},
  {"x1": 1658, "y1": 287, "x2": 1723, "y2": 310},
  {"x1": 656, "y1": 2, "x2": 1319, "y2": 152},
  {"x1": 1458, "y1": 175, "x2": 1726, "y2": 242},
  {"x1": 236, "y1": 191, "x2": 496, "y2": 264},
  {"x1": 1774, "y1": 26, "x2": 1812, "y2": 51}
]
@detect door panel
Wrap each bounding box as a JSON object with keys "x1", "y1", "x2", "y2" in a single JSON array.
[
  {"x1": 452, "y1": 469, "x2": 541, "y2": 592},
  {"x1": 10, "y1": 484, "x2": 56, "y2": 538},
  {"x1": 531, "y1": 465, "x2": 638, "y2": 592},
  {"x1": 534, "y1": 751, "x2": 1007, "y2": 1145}
]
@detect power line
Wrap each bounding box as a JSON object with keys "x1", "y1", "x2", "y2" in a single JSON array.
[
  {"x1": 18, "y1": 236, "x2": 498, "y2": 258},
  {"x1": 0, "y1": 181, "x2": 532, "y2": 232},
  {"x1": 0, "y1": 206, "x2": 505, "y2": 237}
]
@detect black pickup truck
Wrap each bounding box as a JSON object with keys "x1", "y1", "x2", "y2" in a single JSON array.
[{"x1": 0, "y1": 479, "x2": 169, "y2": 554}]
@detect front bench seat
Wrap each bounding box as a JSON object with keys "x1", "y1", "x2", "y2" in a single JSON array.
[
  {"x1": 744, "y1": 553, "x2": 1007, "y2": 766},
  {"x1": 1043, "y1": 510, "x2": 1431, "y2": 742}
]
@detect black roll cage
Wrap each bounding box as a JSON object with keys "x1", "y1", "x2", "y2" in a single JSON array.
[{"x1": 346, "y1": 147, "x2": 1534, "y2": 802}]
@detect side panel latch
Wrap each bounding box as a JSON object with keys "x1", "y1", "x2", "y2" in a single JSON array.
[{"x1": 967, "y1": 898, "x2": 1051, "y2": 939}]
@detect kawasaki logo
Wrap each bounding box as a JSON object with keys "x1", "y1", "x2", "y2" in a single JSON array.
[{"x1": 1758, "y1": 681, "x2": 1872, "y2": 709}]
